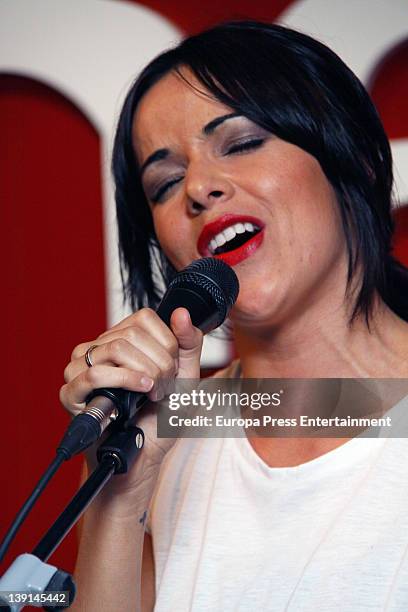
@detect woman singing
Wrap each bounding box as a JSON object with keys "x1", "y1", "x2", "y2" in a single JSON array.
[{"x1": 60, "y1": 21, "x2": 408, "y2": 611}]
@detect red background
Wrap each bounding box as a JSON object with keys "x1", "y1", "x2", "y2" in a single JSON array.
[{"x1": 0, "y1": 0, "x2": 407, "y2": 584}]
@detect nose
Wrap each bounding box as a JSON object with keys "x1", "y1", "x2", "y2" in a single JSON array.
[{"x1": 184, "y1": 160, "x2": 234, "y2": 215}]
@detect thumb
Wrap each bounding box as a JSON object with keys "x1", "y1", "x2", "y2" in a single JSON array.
[{"x1": 170, "y1": 307, "x2": 203, "y2": 378}]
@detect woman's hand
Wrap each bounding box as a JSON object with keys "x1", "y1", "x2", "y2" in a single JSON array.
[{"x1": 60, "y1": 306, "x2": 203, "y2": 505}]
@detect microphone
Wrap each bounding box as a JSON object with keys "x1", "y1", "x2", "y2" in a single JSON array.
[{"x1": 57, "y1": 257, "x2": 239, "y2": 458}]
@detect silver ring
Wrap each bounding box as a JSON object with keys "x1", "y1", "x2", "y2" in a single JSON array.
[{"x1": 85, "y1": 344, "x2": 98, "y2": 368}]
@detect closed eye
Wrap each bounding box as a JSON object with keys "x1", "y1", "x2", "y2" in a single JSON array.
[
  {"x1": 225, "y1": 138, "x2": 265, "y2": 155},
  {"x1": 151, "y1": 176, "x2": 183, "y2": 203},
  {"x1": 150, "y1": 138, "x2": 265, "y2": 202}
]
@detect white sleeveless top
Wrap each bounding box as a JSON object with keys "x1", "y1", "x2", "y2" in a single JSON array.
[{"x1": 147, "y1": 361, "x2": 408, "y2": 611}]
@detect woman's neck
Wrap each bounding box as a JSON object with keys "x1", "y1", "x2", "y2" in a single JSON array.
[{"x1": 233, "y1": 296, "x2": 408, "y2": 378}]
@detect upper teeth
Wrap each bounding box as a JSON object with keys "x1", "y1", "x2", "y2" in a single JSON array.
[{"x1": 208, "y1": 222, "x2": 260, "y2": 254}]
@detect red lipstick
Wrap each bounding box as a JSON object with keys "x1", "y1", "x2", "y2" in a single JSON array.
[{"x1": 197, "y1": 214, "x2": 265, "y2": 266}]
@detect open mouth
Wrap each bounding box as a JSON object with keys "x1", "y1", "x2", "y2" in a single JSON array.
[
  {"x1": 209, "y1": 222, "x2": 262, "y2": 256},
  {"x1": 197, "y1": 214, "x2": 265, "y2": 266}
]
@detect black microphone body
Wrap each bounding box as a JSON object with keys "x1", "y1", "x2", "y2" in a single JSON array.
[{"x1": 57, "y1": 258, "x2": 239, "y2": 458}]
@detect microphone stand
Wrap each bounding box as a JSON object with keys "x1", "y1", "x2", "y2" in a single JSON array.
[
  {"x1": 0, "y1": 256, "x2": 240, "y2": 610},
  {"x1": 0, "y1": 424, "x2": 144, "y2": 611}
]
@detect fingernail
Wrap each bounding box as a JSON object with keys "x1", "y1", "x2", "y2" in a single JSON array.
[{"x1": 140, "y1": 376, "x2": 154, "y2": 391}]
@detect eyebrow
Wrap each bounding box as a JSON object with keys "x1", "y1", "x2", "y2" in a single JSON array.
[
  {"x1": 139, "y1": 148, "x2": 169, "y2": 178},
  {"x1": 202, "y1": 112, "x2": 241, "y2": 135},
  {"x1": 139, "y1": 112, "x2": 242, "y2": 178}
]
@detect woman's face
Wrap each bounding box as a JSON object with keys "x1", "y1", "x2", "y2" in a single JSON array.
[{"x1": 132, "y1": 69, "x2": 349, "y2": 331}]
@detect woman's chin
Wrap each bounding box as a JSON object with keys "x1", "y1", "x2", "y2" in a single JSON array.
[{"x1": 230, "y1": 297, "x2": 283, "y2": 330}]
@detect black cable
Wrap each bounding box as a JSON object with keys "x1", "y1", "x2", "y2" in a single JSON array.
[
  {"x1": 0, "y1": 410, "x2": 108, "y2": 563},
  {"x1": 0, "y1": 450, "x2": 67, "y2": 563}
]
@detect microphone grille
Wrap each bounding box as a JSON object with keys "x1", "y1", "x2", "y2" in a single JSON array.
[{"x1": 168, "y1": 257, "x2": 239, "y2": 311}]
